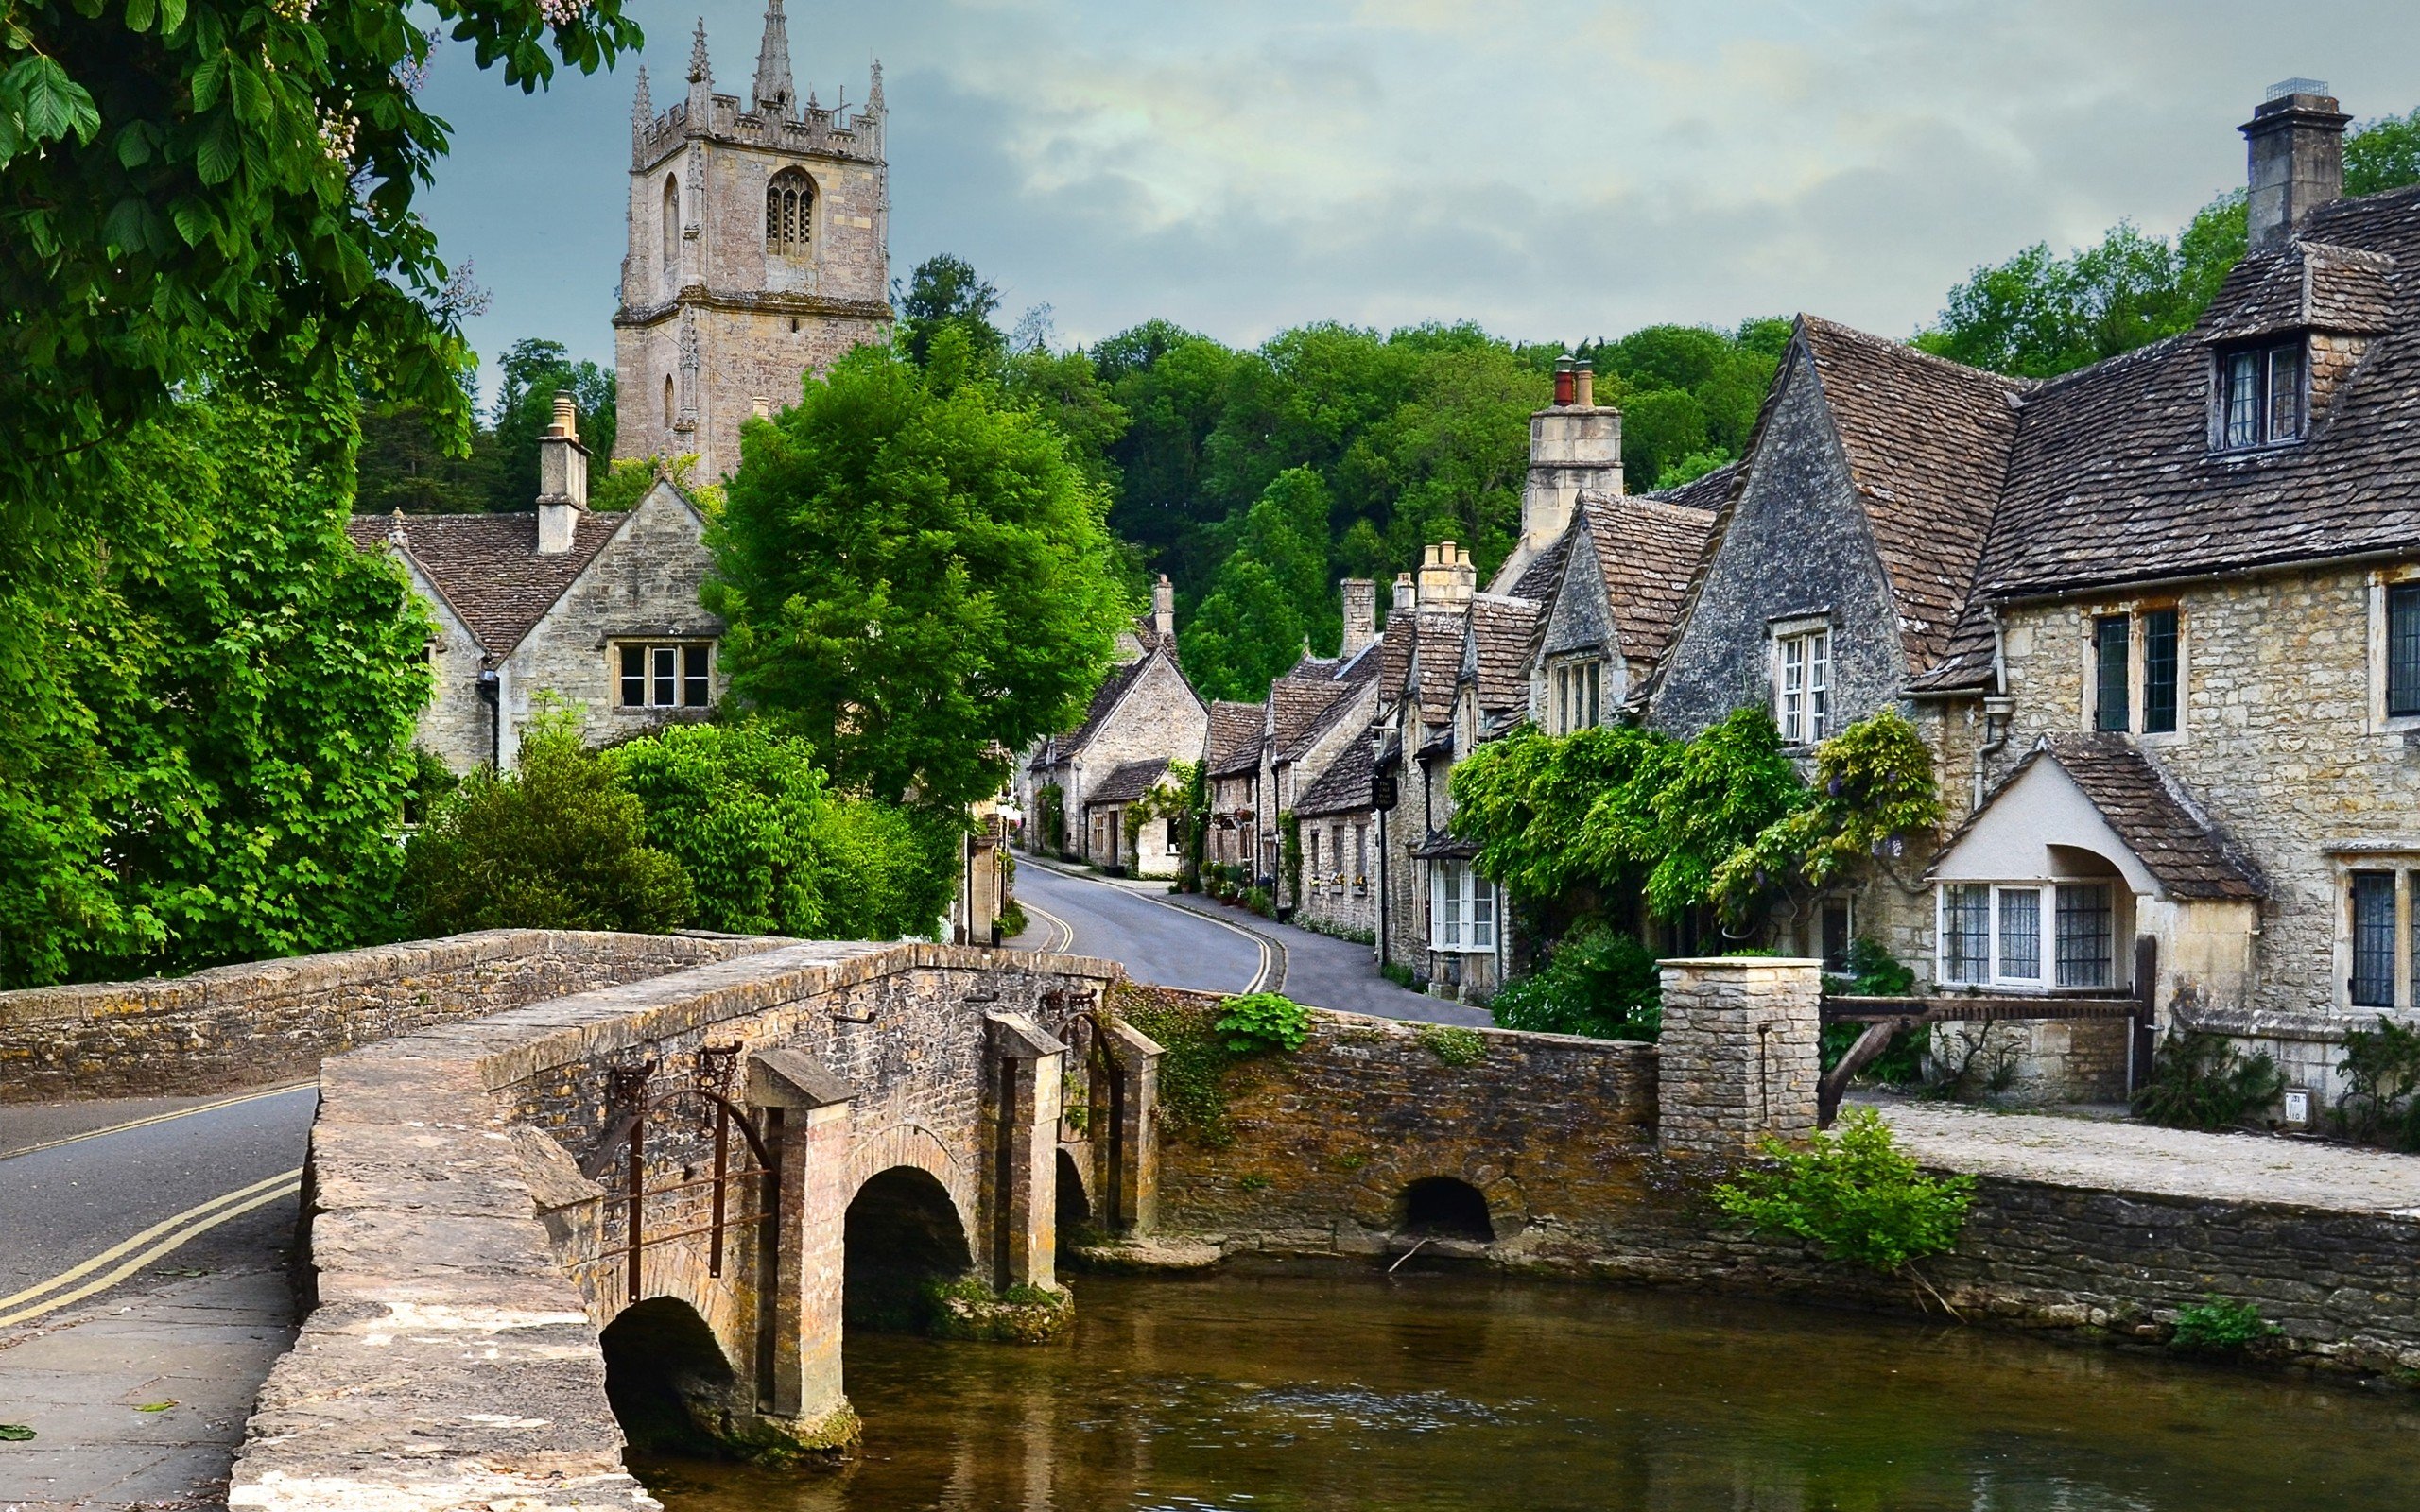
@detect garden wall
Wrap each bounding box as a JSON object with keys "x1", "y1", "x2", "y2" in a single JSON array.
[{"x1": 0, "y1": 929, "x2": 785, "y2": 1101}]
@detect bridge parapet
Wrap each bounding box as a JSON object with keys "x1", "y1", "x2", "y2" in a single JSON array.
[{"x1": 232, "y1": 939, "x2": 1134, "y2": 1511}]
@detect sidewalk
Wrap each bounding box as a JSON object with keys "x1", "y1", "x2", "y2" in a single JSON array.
[
  {"x1": 0, "y1": 1266, "x2": 295, "y2": 1512},
  {"x1": 1870, "y1": 1096, "x2": 2420, "y2": 1214}
]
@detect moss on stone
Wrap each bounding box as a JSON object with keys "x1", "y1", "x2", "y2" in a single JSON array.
[{"x1": 923, "y1": 1277, "x2": 1075, "y2": 1344}]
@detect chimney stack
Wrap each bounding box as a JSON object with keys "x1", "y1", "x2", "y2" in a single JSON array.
[
  {"x1": 2243, "y1": 79, "x2": 2349, "y2": 253},
  {"x1": 1416, "y1": 542, "x2": 1476, "y2": 609},
  {"x1": 536, "y1": 391, "x2": 589, "y2": 555},
  {"x1": 1552, "y1": 354, "x2": 1576, "y2": 406},
  {"x1": 1152, "y1": 573, "x2": 1176, "y2": 640},
  {"x1": 1519, "y1": 352, "x2": 1621, "y2": 561},
  {"x1": 1340, "y1": 578, "x2": 1376, "y2": 656},
  {"x1": 1392, "y1": 572, "x2": 1417, "y2": 615}
]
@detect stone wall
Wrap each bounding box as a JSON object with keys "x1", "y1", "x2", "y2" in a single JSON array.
[
  {"x1": 0, "y1": 930, "x2": 776, "y2": 1103},
  {"x1": 1655, "y1": 957, "x2": 1822, "y2": 1158},
  {"x1": 1292, "y1": 812, "x2": 1377, "y2": 939}
]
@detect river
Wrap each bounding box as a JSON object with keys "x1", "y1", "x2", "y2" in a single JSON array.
[{"x1": 634, "y1": 1268, "x2": 2417, "y2": 1511}]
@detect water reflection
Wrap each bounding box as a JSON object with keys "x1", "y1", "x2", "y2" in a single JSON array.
[{"x1": 636, "y1": 1270, "x2": 2418, "y2": 1512}]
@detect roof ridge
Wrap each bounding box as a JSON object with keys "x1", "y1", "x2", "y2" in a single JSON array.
[{"x1": 1797, "y1": 313, "x2": 2036, "y2": 395}]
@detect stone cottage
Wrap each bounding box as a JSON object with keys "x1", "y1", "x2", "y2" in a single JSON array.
[
  {"x1": 1017, "y1": 576, "x2": 1209, "y2": 867},
  {"x1": 350, "y1": 398, "x2": 726, "y2": 775},
  {"x1": 1641, "y1": 83, "x2": 2420, "y2": 1109},
  {"x1": 1203, "y1": 698, "x2": 1270, "y2": 878}
]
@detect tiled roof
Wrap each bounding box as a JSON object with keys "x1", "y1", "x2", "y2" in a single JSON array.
[
  {"x1": 1410, "y1": 827, "x2": 1480, "y2": 861},
  {"x1": 1647, "y1": 459, "x2": 1744, "y2": 513},
  {"x1": 1508, "y1": 528, "x2": 1571, "y2": 602},
  {"x1": 2199, "y1": 240, "x2": 2396, "y2": 343},
  {"x1": 1573, "y1": 491, "x2": 1715, "y2": 677},
  {"x1": 1205, "y1": 699, "x2": 1266, "y2": 779},
  {"x1": 1083, "y1": 756, "x2": 1172, "y2": 808},
  {"x1": 1413, "y1": 606, "x2": 1468, "y2": 727},
  {"x1": 1968, "y1": 188, "x2": 2420, "y2": 609},
  {"x1": 347, "y1": 509, "x2": 626, "y2": 655},
  {"x1": 1941, "y1": 734, "x2": 2264, "y2": 901},
  {"x1": 1270, "y1": 674, "x2": 1355, "y2": 764},
  {"x1": 1462, "y1": 593, "x2": 1542, "y2": 714},
  {"x1": 1294, "y1": 736, "x2": 1374, "y2": 817},
  {"x1": 1797, "y1": 317, "x2": 2026, "y2": 672},
  {"x1": 1376, "y1": 612, "x2": 1418, "y2": 705}
]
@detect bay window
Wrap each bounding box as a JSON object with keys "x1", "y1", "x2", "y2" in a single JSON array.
[
  {"x1": 1430, "y1": 861, "x2": 1495, "y2": 954},
  {"x1": 1938, "y1": 881, "x2": 2118, "y2": 990}
]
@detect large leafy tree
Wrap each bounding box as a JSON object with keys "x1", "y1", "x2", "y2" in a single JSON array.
[
  {"x1": 3, "y1": 382, "x2": 434, "y2": 987},
  {"x1": 707, "y1": 333, "x2": 1132, "y2": 815},
  {"x1": 490, "y1": 336, "x2": 615, "y2": 507}
]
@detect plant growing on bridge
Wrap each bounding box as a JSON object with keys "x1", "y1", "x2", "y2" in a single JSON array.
[
  {"x1": 1712, "y1": 1108, "x2": 1974, "y2": 1278},
  {"x1": 2134, "y1": 1030, "x2": 2287, "y2": 1132},
  {"x1": 2168, "y1": 1296, "x2": 2281, "y2": 1354},
  {"x1": 1217, "y1": 991, "x2": 1312, "y2": 1054},
  {"x1": 1416, "y1": 1023, "x2": 1486, "y2": 1066}
]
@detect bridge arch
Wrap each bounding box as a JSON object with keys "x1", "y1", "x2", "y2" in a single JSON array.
[
  {"x1": 844, "y1": 1121, "x2": 977, "y2": 1244},
  {"x1": 843, "y1": 1164, "x2": 975, "y2": 1332},
  {"x1": 599, "y1": 1295, "x2": 741, "y2": 1454}
]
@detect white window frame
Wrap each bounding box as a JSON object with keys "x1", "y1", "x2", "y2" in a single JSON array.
[
  {"x1": 1772, "y1": 619, "x2": 1830, "y2": 745},
  {"x1": 1429, "y1": 861, "x2": 1496, "y2": 954},
  {"x1": 1550, "y1": 659, "x2": 1604, "y2": 735},
  {"x1": 1935, "y1": 881, "x2": 2119, "y2": 992},
  {"x1": 615, "y1": 641, "x2": 714, "y2": 711}
]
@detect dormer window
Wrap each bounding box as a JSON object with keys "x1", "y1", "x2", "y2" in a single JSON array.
[{"x1": 2220, "y1": 342, "x2": 2304, "y2": 448}]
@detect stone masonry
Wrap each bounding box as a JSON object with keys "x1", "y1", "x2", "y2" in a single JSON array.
[{"x1": 1654, "y1": 956, "x2": 1823, "y2": 1159}]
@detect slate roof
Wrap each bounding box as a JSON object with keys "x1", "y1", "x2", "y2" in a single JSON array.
[
  {"x1": 1205, "y1": 700, "x2": 1266, "y2": 780},
  {"x1": 1410, "y1": 828, "x2": 1480, "y2": 861},
  {"x1": 1939, "y1": 733, "x2": 2264, "y2": 901},
  {"x1": 1083, "y1": 756, "x2": 1172, "y2": 808},
  {"x1": 1647, "y1": 459, "x2": 1744, "y2": 513},
  {"x1": 1507, "y1": 527, "x2": 1571, "y2": 601},
  {"x1": 1269, "y1": 672, "x2": 1361, "y2": 765},
  {"x1": 2198, "y1": 240, "x2": 2396, "y2": 343},
  {"x1": 1462, "y1": 593, "x2": 1542, "y2": 714},
  {"x1": 1571, "y1": 491, "x2": 1716, "y2": 677},
  {"x1": 1376, "y1": 612, "x2": 1419, "y2": 705},
  {"x1": 1294, "y1": 736, "x2": 1374, "y2": 817},
  {"x1": 346, "y1": 509, "x2": 627, "y2": 655},
  {"x1": 1413, "y1": 606, "x2": 1470, "y2": 727},
  {"x1": 1796, "y1": 317, "x2": 2027, "y2": 673},
  {"x1": 1031, "y1": 654, "x2": 1155, "y2": 771}
]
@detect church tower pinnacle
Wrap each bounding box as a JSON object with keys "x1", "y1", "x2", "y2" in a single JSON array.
[{"x1": 751, "y1": 0, "x2": 796, "y2": 118}]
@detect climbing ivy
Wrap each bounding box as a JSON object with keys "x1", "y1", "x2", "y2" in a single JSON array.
[
  {"x1": 1122, "y1": 760, "x2": 1201, "y2": 860},
  {"x1": 1034, "y1": 782, "x2": 1066, "y2": 856}
]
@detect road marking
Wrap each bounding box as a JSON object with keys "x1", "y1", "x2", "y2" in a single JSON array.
[
  {"x1": 1029, "y1": 863, "x2": 1276, "y2": 994},
  {"x1": 0, "y1": 1082, "x2": 315, "y2": 1163},
  {"x1": 0, "y1": 1166, "x2": 305, "y2": 1323},
  {"x1": 1021, "y1": 901, "x2": 1077, "y2": 954}
]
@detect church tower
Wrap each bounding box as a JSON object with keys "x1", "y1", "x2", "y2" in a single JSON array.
[{"x1": 614, "y1": 3, "x2": 892, "y2": 481}]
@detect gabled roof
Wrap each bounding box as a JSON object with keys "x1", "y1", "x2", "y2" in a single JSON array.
[
  {"x1": 1205, "y1": 699, "x2": 1266, "y2": 779},
  {"x1": 1796, "y1": 316, "x2": 2027, "y2": 672},
  {"x1": 1461, "y1": 593, "x2": 1542, "y2": 714},
  {"x1": 1507, "y1": 527, "x2": 1571, "y2": 602},
  {"x1": 1412, "y1": 605, "x2": 1469, "y2": 727},
  {"x1": 347, "y1": 508, "x2": 628, "y2": 656},
  {"x1": 1648, "y1": 459, "x2": 1743, "y2": 513},
  {"x1": 1569, "y1": 490, "x2": 1716, "y2": 677},
  {"x1": 1083, "y1": 756, "x2": 1172, "y2": 808},
  {"x1": 2199, "y1": 240, "x2": 2395, "y2": 343},
  {"x1": 1376, "y1": 611, "x2": 1418, "y2": 705},
  {"x1": 1035, "y1": 650, "x2": 1175, "y2": 771},
  {"x1": 1937, "y1": 733, "x2": 2263, "y2": 901},
  {"x1": 1294, "y1": 736, "x2": 1374, "y2": 818},
  {"x1": 1270, "y1": 674, "x2": 1356, "y2": 764}
]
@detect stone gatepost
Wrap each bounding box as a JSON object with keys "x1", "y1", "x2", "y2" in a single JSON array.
[
  {"x1": 746, "y1": 1048, "x2": 857, "y2": 1450},
  {"x1": 1098, "y1": 1016, "x2": 1164, "y2": 1235},
  {"x1": 985, "y1": 1012, "x2": 1066, "y2": 1291},
  {"x1": 1656, "y1": 956, "x2": 1823, "y2": 1160}
]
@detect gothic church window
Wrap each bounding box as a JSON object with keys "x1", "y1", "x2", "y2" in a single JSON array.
[
  {"x1": 661, "y1": 174, "x2": 679, "y2": 284},
  {"x1": 766, "y1": 168, "x2": 814, "y2": 259}
]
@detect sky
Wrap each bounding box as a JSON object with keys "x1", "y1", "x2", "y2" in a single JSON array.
[{"x1": 418, "y1": 0, "x2": 2420, "y2": 406}]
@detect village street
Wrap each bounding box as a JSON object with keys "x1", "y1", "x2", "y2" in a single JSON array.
[{"x1": 1009, "y1": 860, "x2": 1490, "y2": 1026}]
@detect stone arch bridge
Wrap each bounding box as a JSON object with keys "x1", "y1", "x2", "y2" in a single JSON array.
[{"x1": 272, "y1": 939, "x2": 1158, "y2": 1487}]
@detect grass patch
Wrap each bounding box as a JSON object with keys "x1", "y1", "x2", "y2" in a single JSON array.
[{"x1": 1416, "y1": 1023, "x2": 1486, "y2": 1066}]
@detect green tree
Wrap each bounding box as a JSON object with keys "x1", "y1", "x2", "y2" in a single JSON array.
[
  {"x1": 896, "y1": 253, "x2": 1004, "y2": 368},
  {"x1": 2, "y1": 383, "x2": 435, "y2": 987},
  {"x1": 707, "y1": 336, "x2": 1130, "y2": 816},
  {"x1": 1181, "y1": 467, "x2": 1335, "y2": 700},
  {"x1": 612, "y1": 719, "x2": 953, "y2": 942},
  {"x1": 489, "y1": 337, "x2": 616, "y2": 508},
  {"x1": 354, "y1": 397, "x2": 508, "y2": 514},
  {"x1": 402, "y1": 717, "x2": 690, "y2": 936}
]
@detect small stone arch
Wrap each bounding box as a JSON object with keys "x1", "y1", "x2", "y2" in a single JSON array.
[
  {"x1": 765, "y1": 166, "x2": 814, "y2": 259},
  {"x1": 844, "y1": 1121, "x2": 977, "y2": 1243},
  {"x1": 843, "y1": 1164, "x2": 974, "y2": 1332},
  {"x1": 1347, "y1": 1152, "x2": 1527, "y2": 1241},
  {"x1": 598, "y1": 1294, "x2": 739, "y2": 1454},
  {"x1": 662, "y1": 373, "x2": 675, "y2": 427},
  {"x1": 1396, "y1": 1176, "x2": 1495, "y2": 1243}
]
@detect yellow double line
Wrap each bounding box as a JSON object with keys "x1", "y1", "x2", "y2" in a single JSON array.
[
  {"x1": 1021, "y1": 901, "x2": 1077, "y2": 954},
  {"x1": 0, "y1": 1166, "x2": 303, "y2": 1330}
]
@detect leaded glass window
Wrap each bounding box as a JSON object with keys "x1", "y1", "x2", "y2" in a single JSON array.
[
  {"x1": 2054, "y1": 884, "x2": 2114, "y2": 988},
  {"x1": 2142, "y1": 609, "x2": 2178, "y2": 734},
  {"x1": 1943, "y1": 885, "x2": 1990, "y2": 985},
  {"x1": 2094, "y1": 616, "x2": 2130, "y2": 732},
  {"x1": 2351, "y1": 870, "x2": 2396, "y2": 1008},
  {"x1": 2220, "y1": 342, "x2": 2305, "y2": 449},
  {"x1": 2389, "y1": 584, "x2": 2420, "y2": 718},
  {"x1": 1997, "y1": 888, "x2": 2042, "y2": 981}
]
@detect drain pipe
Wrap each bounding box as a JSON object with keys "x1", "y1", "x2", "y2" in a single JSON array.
[
  {"x1": 1972, "y1": 610, "x2": 2012, "y2": 812},
  {"x1": 477, "y1": 667, "x2": 502, "y2": 771}
]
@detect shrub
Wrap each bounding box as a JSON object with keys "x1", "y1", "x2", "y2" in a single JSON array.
[
  {"x1": 403, "y1": 720, "x2": 691, "y2": 936},
  {"x1": 1489, "y1": 923, "x2": 1661, "y2": 1040},
  {"x1": 1712, "y1": 1108, "x2": 1975, "y2": 1274},
  {"x1": 613, "y1": 720, "x2": 954, "y2": 943},
  {"x1": 2169, "y1": 1296, "x2": 2280, "y2": 1353},
  {"x1": 1416, "y1": 1023, "x2": 1486, "y2": 1066},
  {"x1": 1216, "y1": 991, "x2": 1312, "y2": 1054},
  {"x1": 2133, "y1": 1031, "x2": 2286, "y2": 1130},
  {"x1": 2335, "y1": 1016, "x2": 2420, "y2": 1150}
]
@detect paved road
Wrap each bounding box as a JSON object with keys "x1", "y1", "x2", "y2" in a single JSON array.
[
  {"x1": 0, "y1": 1085, "x2": 314, "y2": 1325},
  {"x1": 1010, "y1": 861, "x2": 1489, "y2": 1026}
]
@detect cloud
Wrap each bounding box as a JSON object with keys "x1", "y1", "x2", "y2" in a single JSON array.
[{"x1": 417, "y1": 0, "x2": 2420, "y2": 402}]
